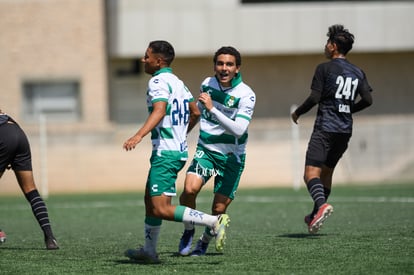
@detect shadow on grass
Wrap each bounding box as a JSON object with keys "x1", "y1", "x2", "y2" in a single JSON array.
[
  {"x1": 278, "y1": 233, "x2": 328, "y2": 238},
  {"x1": 169, "y1": 251, "x2": 224, "y2": 257},
  {"x1": 0, "y1": 246, "x2": 45, "y2": 251},
  {"x1": 113, "y1": 251, "x2": 223, "y2": 265}
]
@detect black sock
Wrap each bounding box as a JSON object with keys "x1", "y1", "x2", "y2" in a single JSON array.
[
  {"x1": 306, "y1": 178, "x2": 326, "y2": 210},
  {"x1": 310, "y1": 187, "x2": 331, "y2": 217},
  {"x1": 25, "y1": 190, "x2": 54, "y2": 239},
  {"x1": 324, "y1": 187, "x2": 331, "y2": 201}
]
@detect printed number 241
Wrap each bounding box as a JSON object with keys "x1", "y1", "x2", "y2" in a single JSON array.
[{"x1": 335, "y1": 76, "x2": 358, "y2": 101}]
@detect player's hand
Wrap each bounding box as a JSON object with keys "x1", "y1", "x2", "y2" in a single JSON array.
[
  {"x1": 198, "y1": 93, "x2": 213, "y2": 111},
  {"x1": 123, "y1": 135, "x2": 142, "y2": 151},
  {"x1": 291, "y1": 112, "x2": 299, "y2": 124}
]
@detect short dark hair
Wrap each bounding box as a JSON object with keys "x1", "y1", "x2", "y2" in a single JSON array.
[
  {"x1": 213, "y1": 46, "x2": 242, "y2": 66},
  {"x1": 148, "y1": 40, "x2": 175, "y2": 65},
  {"x1": 327, "y1": 24, "x2": 354, "y2": 55}
]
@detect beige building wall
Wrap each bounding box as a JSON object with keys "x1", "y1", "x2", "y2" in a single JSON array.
[{"x1": 0, "y1": 0, "x2": 110, "y2": 133}]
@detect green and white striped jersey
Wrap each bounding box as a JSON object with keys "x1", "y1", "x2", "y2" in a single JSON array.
[
  {"x1": 147, "y1": 67, "x2": 195, "y2": 160},
  {"x1": 198, "y1": 74, "x2": 256, "y2": 156}
]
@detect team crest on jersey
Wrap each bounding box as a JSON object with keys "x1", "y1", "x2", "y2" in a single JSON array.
[{"x1": 227, "y1": 96, "x2": 235, "y2": 107}]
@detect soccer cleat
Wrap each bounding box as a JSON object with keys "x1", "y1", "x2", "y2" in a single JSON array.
[
  {"x1": 178, "y1": 229, "x2": 195, "y2": 256},
  {"x1": 308, "y1": 203, "x2": 333, "y2": 234},
  {"x1": 213, "y1": 214, "x2": 230, "y2": 252},
  {"x1": 304, "y1": 214, "x2": 312, "y2": 226},
  {"x1": 190, "y1": 239, "x2": 209, "y2": 256},
  {"x1": 0, "y1": 229, "x2": 6, "y2": 244},
  {"x1": 45, "y1": 237, "x2": 59, "y2": 250},
  {"x1": 124, "y1": 247, "x2": 160, "y2": 264}
]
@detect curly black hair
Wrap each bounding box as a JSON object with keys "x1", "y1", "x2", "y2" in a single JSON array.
[
  {"x1": 327, "y1": 24, "x2": 355, "y2": 55},
  {"x1": 148, "y1": 40, "x2": 175, "y2": 65},
  {"x1": 213, "y1": 46, "x2": 242, "y2": 66}
]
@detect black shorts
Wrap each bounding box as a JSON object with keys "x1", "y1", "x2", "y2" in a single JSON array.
[
  {"x1": 0, "y1": 122, "x2": 32, "y2": 173},
  {"x1": 305, "y1": 129, "x2": 351, "y2": 169}
]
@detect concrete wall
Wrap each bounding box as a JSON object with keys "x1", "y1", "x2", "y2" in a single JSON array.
[
  {"x1": 109, "y1": 51, "x2": 414, "y2": 123},
  {"x1": 108, "y1": 0, "x2": 414, "y2": 56},
  {"x1": 0, "y1": 0, "x2": 111, "y2": 133}
]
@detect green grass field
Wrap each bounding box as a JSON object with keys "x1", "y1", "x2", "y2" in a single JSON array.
[{"x1": 0, "y1": 182, "x2": 413, "y2": 274}]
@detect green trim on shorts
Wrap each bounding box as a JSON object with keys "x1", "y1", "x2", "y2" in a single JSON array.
[{"x1": 153, "y1": 150, "x2": 188, "y2": 160}]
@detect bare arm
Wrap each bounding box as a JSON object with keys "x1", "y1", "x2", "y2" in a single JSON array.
[
  {"x1": 123, "y1": 101, "x2": 167, "y2": 151},
  {"x1": 187, "y1": 100, "x2": 200, "y2": 134}
]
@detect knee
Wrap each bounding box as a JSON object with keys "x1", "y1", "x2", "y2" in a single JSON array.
[
  {"x1": 151, "y1": 208, "x2": 164, "y2": 218},
  {"x1": 148, "y1": 203, "x2": 168, "y2": 219},
  {"x1": 182, "y1": 175, "x2": 203, "y2": 196},
  {"x1": 182, "y1": 179, "x2": 202, "y2": 198},
  {"x1": 304, "y1": 166, "x2": 322, "y2": 183},
  {"x1": 182, "y1": 185, "x2": 199, "y2": 197}
]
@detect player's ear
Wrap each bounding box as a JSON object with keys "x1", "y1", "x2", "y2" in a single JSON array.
[
  {"x1": 332, "y1": 42, "x2": 339, "y2": 52},
  {"x1": 236, "y1": 66, "x2": 240, "y2": 74},
  {"x1": 156, "y1": 57, "x2": 162, "y2": 66}
]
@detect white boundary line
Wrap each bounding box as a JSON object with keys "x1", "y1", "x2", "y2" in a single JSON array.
[{"x1": 1, "y1": 195, "x2": 413, "y2": 211}]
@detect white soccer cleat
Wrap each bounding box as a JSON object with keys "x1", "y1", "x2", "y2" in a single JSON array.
[{"x1": 213, "y1": 214, "x2": 230, "y2": 252}]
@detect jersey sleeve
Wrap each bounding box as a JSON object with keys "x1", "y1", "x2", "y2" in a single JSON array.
[
  {"x1": 310, "y1": 63, "x2": 325, "y2": 93},
  {"x1": 352, "y1": 70, "x2": 373, "y2": 113},
  {"x1": 148, "y1": 76, "x2": 169, "y2": 103},
  {"x1": 358, "y1": 70, "x2": 373, "y2": 95},
  {"x1": 236, "y1": 89, "x2": 256, "y2": 121}
]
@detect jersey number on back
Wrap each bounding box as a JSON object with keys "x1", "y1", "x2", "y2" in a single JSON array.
[
  {"x1": 171, "y1": 99, "x2": 190, "y2": 125},
  {"x1": 335, "y1": 76, "x2": 358, "y2": 101}
]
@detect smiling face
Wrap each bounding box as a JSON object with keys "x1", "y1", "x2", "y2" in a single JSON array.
[
  {"x1": 214, "y1": 54, "x2": 240, "y2": 87},
  {"x1": 141, "y1": 47, "x2": 161, "y2": 75}
]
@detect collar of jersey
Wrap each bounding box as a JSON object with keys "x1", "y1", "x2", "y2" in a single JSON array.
[
  {"x1": 215, "y1": 72, "x2": 242, "y2": 91},
  {"x1": 152, "y1": 67, "x2": 172, "y2": 76}
]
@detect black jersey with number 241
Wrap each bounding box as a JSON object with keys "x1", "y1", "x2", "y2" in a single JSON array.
[{"x1": 311, "y1": 58, "x2": 372, "y2": 134}]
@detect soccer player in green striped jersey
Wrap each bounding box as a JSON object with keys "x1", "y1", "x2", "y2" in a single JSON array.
[
  {"x1": 178, "y1": 46, "x2": 256, "y2": 256},
  {"x1": 123, "y1": 41, "x2": 230, "y2": 264}
]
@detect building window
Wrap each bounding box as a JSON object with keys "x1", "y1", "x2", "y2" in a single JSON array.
[{"x1": 22, "y1": 80, "x2": 81, "y2": 122}]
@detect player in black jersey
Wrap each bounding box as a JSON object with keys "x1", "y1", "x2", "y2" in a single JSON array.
[
  {"x1": 0, "y1": 110, "x2": 59, "y2": 249},
  {"x1": 291, "y1": 24, "x2": 373, "y2": 234}
]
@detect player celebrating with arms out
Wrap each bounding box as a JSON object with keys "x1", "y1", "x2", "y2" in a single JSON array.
[
  {"x1": 291, "y1": 24, "x2": 373, "y2": 234},
  {"x1": 178, "y1": 46, "x2": 256, "y2": 256},
  {"x1": 123, "y1": 41, "x2": 230, "y2": 264}
]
